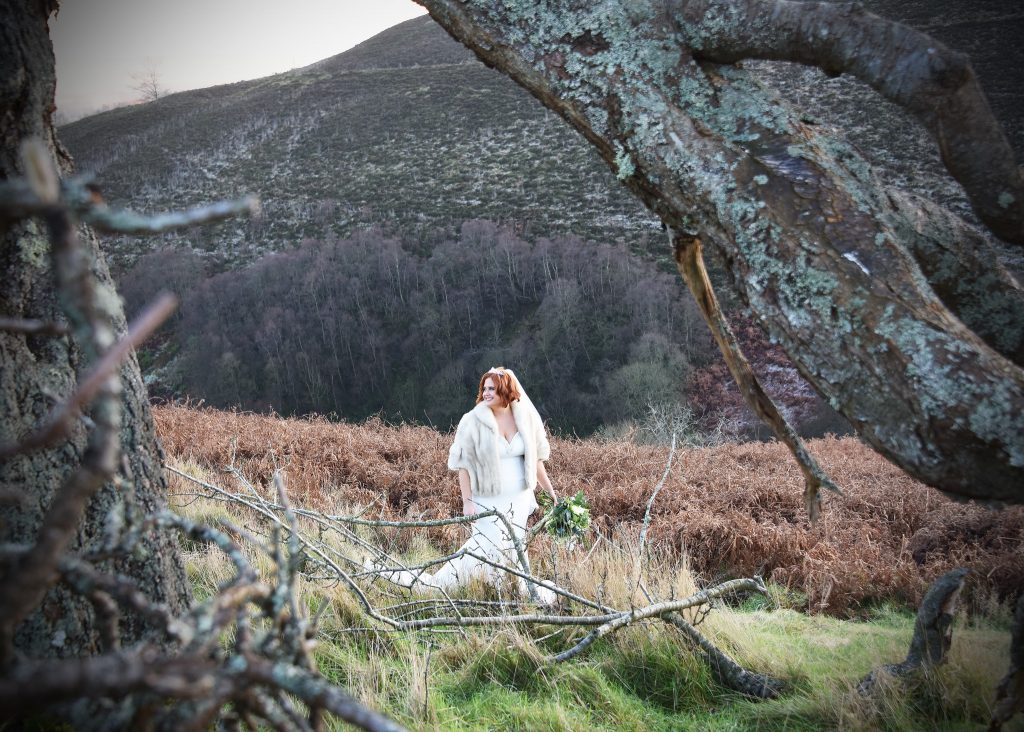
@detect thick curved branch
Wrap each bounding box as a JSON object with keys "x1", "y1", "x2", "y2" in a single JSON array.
[
  {"x1": 414, "y1": 0, "x2": 1024, "y2": 504},
  {"x1": 857, "y1": 567, "x2": 968, "y2": 695},
  {"x1": 883, "y1": 189, "x2": 1024, "y2": 367},
  {"x1": 673, "y1": 0, "x2": 1024, "y2": 245},
  {"x1": 663, "y1": 611, "x2": 784, "y2": 699}
]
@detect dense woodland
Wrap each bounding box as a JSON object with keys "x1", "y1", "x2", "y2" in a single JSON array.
[{"x1": 120, "y1": 220, "x2": 726, "y2": 433}]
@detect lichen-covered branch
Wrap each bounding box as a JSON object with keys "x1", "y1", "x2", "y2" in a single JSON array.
[
  {"x1": 0, "y1": 174, "x2": 260, "y2": 235},
  {"x1": 669, "y1": 0, "x2": 1024, "y2": 245},
  {"x1": 857, "y1": 567, "x2": 969, "y2": 695},
  {"x1": 547, "y1": 577, "x2": 765, "y2": 662},
  {"x1": 883, "y1": 190, "x2": 1024, "y2": 367},
  {"x1": 663, "y1": 610, "x2": 785, "y2": 699},
  {"x1": 413, "y1": 0, "x2": 1024, "y2": 505}
]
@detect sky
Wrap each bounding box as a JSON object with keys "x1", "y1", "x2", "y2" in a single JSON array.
[{"x1": 50, "y1": 0, "x2": 427, "y2": 122}]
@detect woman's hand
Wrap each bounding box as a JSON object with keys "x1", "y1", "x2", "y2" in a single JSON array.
[
  {"x1": 536, "y1": 461, "x2": 557, "y2": 504},
  {"x1": 463, "y1": 500, "x2": 478, "y2": 517}
]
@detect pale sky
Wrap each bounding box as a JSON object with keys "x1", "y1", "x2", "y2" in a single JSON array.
[{"x1": 51, "y1": 0, "x2": 427, "y2": 121}]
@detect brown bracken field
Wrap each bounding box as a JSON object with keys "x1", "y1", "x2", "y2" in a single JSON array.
[{"x1": 155, "y1": 404, "x2": 1023, "y2": 617}]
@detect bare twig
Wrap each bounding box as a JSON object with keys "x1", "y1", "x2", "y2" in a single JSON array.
[
  {"x1": 673, "y1": 233, "x2": 840, "y2": 519},
  {"x1": 632, "y1": 434, "x2": 677, "y2": 600},
  {"x1": 82, "y1": 195, "x2": 261, "y2": 235},
  {"x1": 548, "y1": 577, "x2": 765, "y2": 662},
  {"x1": 0, "y1": 173, "x2": 260, "y2": 236},
  {"x1": 0, "y1": 316, "x2": 69, "y2": 336}
]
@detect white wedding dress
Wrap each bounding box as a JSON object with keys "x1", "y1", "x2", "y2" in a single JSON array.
[{"x1": 380, "y1": 432, "x2": 555, "y2": 603}]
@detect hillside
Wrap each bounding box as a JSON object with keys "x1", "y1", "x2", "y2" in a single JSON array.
[
  {"x1": 59, "y1": 5, "x2": 1024, "y2": 275},
  {"x1": 59, "y1": 17, "x2": 659, "y2": 274}
]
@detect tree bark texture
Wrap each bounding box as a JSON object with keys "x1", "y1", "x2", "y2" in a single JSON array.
[
  {"x1": 414, "y1": 0, "x2": 1024, "y2": 504},
  {"x1": 0, "y1": 0, "x2": 191, "y2": 665}
]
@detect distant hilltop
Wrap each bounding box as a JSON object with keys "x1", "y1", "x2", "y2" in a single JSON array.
[{"x1": 60, "y1": 8, "x2": 1023, "y2": 276}]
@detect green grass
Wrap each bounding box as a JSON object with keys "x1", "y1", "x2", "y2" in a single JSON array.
[{"x1": 169, "y1": 471, "x2": 1014, "y2": 732}]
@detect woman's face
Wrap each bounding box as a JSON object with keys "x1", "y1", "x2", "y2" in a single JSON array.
[{"x1": 481, "y1": 377, "x2": 503, "y2": 408}]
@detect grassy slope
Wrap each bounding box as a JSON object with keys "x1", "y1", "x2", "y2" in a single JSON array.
[
  {"x1": 60, "y1": 6, "x2": 1024, "y2": 276},
  {"x1": 162, "y1": 405, "x2": 1019, "y2": 730},
  {"x1": 172, "y1": 456, "x2": 1013, "y2": 732}
]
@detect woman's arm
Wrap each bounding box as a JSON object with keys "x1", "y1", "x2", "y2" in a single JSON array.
[
  {"x1": 536, "y1": 461, "x2": 557, "y2": 502},
  {"x1": 459, "y1": 468, "x2": 477, "y2": 516}
]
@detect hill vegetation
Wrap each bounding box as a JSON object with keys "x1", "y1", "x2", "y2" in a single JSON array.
[
  {"x1": 156, "y1": 403, "x2": 1020, "y2": 729},
  {"x1": 155, "y1": 404, "x2": 1024, "y2": 617},
  {"x1": 58, "y1": 8, "x2": 1022, "y2": 276},
  {"x1": 127, "y1": 219, "x2": 850, "y2": 437}
]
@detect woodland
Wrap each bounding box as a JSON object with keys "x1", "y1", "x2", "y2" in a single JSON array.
[{"x1": 1, "y1": 0, "x2": 1023, "y2": 730}]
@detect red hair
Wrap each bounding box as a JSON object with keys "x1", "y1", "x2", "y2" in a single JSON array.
[{"x1": 476, "y1": 368, "x2": 521, "y2": 406}]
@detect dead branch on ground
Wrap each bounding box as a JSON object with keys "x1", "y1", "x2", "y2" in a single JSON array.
[
  {"x1": 169, "y1": 459, "x2": 784, "y2": 699},
  {"x1": 857, "y1": 568, "x2": 969, "y2": 696}
]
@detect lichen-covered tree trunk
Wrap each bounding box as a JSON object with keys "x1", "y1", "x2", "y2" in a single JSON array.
[
  {"x1": 414, "y1": 0, "x2": 1024, "y2": 504},
  {"x1": 0, "y1": 0, "x2": 191, "y2": 664}
]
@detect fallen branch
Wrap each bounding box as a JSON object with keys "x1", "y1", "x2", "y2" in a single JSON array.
[
  {"x1": 548, "y1": 577, "x2": 765, "y2": 662},
  {"x1": 858, "y1": 567, "x2": 969, "y2": 695},
  {"x1": 169, "y1": 461, "x2": 784, "y2": 695}
]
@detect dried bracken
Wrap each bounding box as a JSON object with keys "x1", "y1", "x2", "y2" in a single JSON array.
[{"x1": 156, "y1": 405, "x2": 1024, "y2": 616}]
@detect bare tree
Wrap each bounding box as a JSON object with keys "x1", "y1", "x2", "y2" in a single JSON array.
[{"x1": 131, "y1": 63, "x2": 165, "y2": 103}]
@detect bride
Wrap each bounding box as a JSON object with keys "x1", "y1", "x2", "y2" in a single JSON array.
[{"x1": 379, "y1": 367, "x2": 558, "y2": 603}]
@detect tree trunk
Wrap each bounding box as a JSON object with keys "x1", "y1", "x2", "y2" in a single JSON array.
[
  {"x1": 413, "y1": 0, "x2": 1024, "y2": 504},
  {"x1": 0, "y1": 0, "x2": 190, "y2": 670}
]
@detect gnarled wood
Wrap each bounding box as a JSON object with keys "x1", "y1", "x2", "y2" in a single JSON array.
[
  {"x1": 414, "y1": 0, "x2": 1024, "y2": 505},
  {"x1": 857, "y1": 568, "x2": 968, "y2": 695},
  {"x1": 671, "y1": 0, "x2": 1024, "y2": 245}
]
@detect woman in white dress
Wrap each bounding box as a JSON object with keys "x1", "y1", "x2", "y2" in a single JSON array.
[{"x1": 380, "y1": 367, "x2": 558, "y2": 602}]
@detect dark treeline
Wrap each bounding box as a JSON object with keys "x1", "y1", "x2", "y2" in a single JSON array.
[{"x1": 121, "y1": 220, "x2": 716, "y2": 433}]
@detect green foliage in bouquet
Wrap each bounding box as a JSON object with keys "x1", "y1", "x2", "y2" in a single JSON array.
[{"x1": 538, "y1": 490, "x2": 591, "y2": 542}]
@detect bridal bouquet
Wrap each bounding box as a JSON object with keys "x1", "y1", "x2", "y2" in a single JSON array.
[{"x1": 538, "y1": 490, "x2": 592, "y2": 543}]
